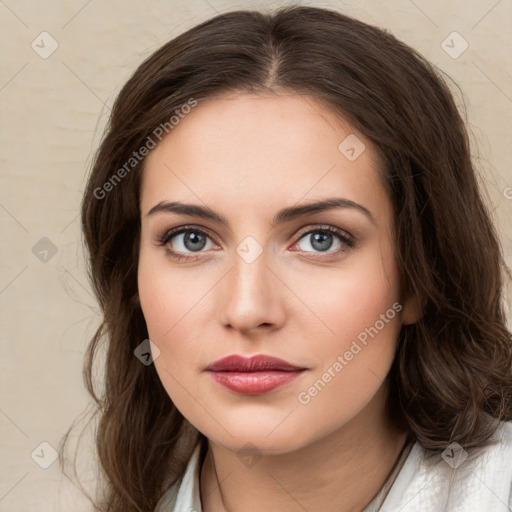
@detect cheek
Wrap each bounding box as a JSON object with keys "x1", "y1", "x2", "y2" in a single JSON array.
[
  {"x1": 137, "y1": 249, "x2": 213, "y2": 387},
  {"x1": 293, "y1": 238, "x2": 401, "y2": 343},
  {"x1": 138, "y1": 244, "x2": 203, "y2": 340},
  {"x1": 137, "y1": 259, "x2": 204, "y2": 413},
  {"x1": 296, "y1": 244, "x2": 402, "y2": 410},
  {"x1": 137, "y1": 269, "x2": 171, "y2": 342},
  {"x1": 326, "y1": 273, "x2": 401, "y2": 349}
]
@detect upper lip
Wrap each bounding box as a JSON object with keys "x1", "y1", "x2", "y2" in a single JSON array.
[{"x1": 205, "y1": 355, "x2": 306, "y2": 372}]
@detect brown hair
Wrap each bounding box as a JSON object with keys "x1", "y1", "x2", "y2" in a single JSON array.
[{"x1": 60, "y1": 5, "x2": 512, "y2": 511}]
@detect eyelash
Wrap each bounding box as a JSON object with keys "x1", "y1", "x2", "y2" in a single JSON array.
[{"x1": 156, "y1": 224, "x2": 355, "y2": 262}]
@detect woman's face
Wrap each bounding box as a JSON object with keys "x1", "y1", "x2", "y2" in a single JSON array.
[{"x1": 138, "y1": 91, "x2": 419, "y2": 454}]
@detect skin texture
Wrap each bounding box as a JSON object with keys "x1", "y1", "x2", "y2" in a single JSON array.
[{"x1": 138, "y1": 91, "x2": 421, "y2": 512}]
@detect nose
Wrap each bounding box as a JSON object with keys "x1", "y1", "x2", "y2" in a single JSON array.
[{"x1": 218, "y1": 247, "x2": 286, "y2": 335}]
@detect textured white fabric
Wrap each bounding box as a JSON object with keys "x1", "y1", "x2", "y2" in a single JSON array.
[{"x1": 155, "y1": 421, "x2": 512, "y2": 512}]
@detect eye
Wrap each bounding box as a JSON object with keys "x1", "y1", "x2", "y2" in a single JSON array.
[
  {"x1": 292, "y1": 225, "x2": 354, "y2": 257},
  {"x1": 156, "y1": 224, "x2": 355, "y2": 262},
  {"x1": 156, "y1": 226, "x2": 217, "y2": 261}
]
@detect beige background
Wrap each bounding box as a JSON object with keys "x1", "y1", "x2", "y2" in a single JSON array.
[{"x1": 1, "y1": 0, "x2": 511, "y2": 510}]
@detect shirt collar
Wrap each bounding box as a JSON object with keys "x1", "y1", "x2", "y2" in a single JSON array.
[
  {"x1": 174, "y1": 442, "x2": 204, "y2": 512},
  {"x1": 159, "y1": 436, "x2": 421, "y2": 512}
]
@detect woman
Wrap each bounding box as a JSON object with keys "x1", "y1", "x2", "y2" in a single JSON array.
[{"x1": 67, "y1": 5, "x2": 512, "y2": 511}]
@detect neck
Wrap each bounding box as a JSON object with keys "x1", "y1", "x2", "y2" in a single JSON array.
[{"x1": 200, "y1": 383, "x2": 411, "y2": 512}]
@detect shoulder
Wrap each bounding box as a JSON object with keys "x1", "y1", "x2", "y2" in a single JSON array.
[{"x1": 381, "y1": 421, "x2": 512, "y2": 512}]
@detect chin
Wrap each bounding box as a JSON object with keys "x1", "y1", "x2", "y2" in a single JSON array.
[{"x1": 204, "y1": 422, "x2": 314, "y2": 456}]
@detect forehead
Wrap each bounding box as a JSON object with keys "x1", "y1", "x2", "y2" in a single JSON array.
[{"x1": 140, "y1": 92, "x2": 388, "y2": 219}]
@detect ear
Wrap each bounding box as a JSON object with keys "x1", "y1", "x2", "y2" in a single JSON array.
[{"x1": 401, "y1": 293, "x2": 424, "y2": 325}]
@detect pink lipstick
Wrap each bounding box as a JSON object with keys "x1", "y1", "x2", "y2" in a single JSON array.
[{"x1": 205, "y1": 354, "x2": 307, "y2": 395}]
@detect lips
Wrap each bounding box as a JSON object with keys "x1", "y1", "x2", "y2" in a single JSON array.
[
  {"x1": 205, "y1": 355, "x2": 307, "y2": 395},
  {"x1": 205, "y1": 354, "x2": 305, "y2": 372}
]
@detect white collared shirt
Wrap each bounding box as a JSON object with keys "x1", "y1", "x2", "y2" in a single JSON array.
[{"x1": 155, "y1": 421, "x2": 512, "y2": 512}]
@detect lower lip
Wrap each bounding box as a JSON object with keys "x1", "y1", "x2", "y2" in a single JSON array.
[{"x1": 208, "y1": 370, "x2": 305, "y2": 395}]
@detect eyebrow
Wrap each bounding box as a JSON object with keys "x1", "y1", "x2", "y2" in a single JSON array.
[{"x1": 146, "y1": 197, "x2": 375, "y2": 227}]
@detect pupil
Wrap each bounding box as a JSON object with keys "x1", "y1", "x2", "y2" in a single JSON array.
[
  {"x1": 184, "y1": 231, "x2": 206, "y2": 252},
  {"x1": 311, "y1": 233, "x2": 332, "y2": 252}
]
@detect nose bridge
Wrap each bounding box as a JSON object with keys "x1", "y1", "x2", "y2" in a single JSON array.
[
  {"x1": 232, "y1": 244, "x2": 269, "y2": 299},
  {"x1": 219, "y1": 238, "x2": 283, "y2": 332}
]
